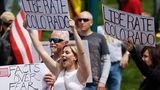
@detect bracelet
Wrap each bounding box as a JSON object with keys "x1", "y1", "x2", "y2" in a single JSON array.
[{"x1": 126, "y1": 51, "x2": 130, "y2": 55}]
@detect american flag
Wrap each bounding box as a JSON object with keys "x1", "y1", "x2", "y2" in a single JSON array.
[
  {"x1": 68, "y1": 0, "x2": 81, "y2": 18},
  {"x1": 10, "y1": 10, "x2": 42, "y2": 64}
]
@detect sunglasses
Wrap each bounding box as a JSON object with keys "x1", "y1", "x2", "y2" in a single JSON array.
[
  {"x1": 49, "y1": 38, "x2": 64, "y2": 43},
  {"x1": 3, "y1": 22, "x2": 12, "y2": 27},
  {"x1": 77, "y1": 18, "x2": 90, "y2": 22}
]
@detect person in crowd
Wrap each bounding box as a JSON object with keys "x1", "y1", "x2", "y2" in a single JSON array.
[
  {"x1": 0, "y1": 38, "x2": 11, "y2": 65},
  {"x1": 117, "y1": 0, "x2": 142, "y2": 15},
  {"x1": 98, "y1": 26, "x2": 130, "y2": 90},
  {"x1": 43, "y1": 30, "x2": 69, "y2": 87},
  {"x1": 125, "y1": 40, "x2": 160, "y2": 90},
  {"x1": 0, "y1": 11, "x2": 15, "y2": 41},
  {"x1": 25, "y1": 19, "x2": 90, "y2": 90},
  {"x1": 73, "y1": 11, "x2": 111, "y2": 90},
  {"x1": 0, "y1": 11, "x2": 16, "y2": 65}
]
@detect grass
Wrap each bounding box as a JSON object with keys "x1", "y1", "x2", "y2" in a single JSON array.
[
  {"x1": 12, "y1": 1, "x2": 155, "y2": 90},
  {"x1": 121, "y1": 59, "x2": 143, "y2": 90}
]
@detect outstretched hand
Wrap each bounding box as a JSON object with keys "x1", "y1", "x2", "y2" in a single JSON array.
[{"x1": 124, "y1": 39, "x2": 134, "y2": 52}]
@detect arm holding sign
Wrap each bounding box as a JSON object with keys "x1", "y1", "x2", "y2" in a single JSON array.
[{"x1": 124, "y1": 40, "x2": 160, "y2": 90}]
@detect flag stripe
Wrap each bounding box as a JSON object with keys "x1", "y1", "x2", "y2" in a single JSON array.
[
  {"x1": 10, "y1": 30, "x2": 24, "y2": 63},
  {"x1": 20, "y1": 10, "x2": 25, "y2": 20},
  {"x1": 13, "y1": 11, "x2": 31, "y2": 63},
  {"x1": 14, "y1": 18, "x2": 33, "y2": 63},
  {"x1": 11, "y1": 21, "x2": 30, "y2": 64},
  {"x1": 10, "y1": 10, "x2": 41, "y2": 64}
]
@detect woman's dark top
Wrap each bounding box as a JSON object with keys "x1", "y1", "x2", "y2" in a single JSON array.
[{"x1": 130, "y1": 48, "x2": 160, "y2": 90}]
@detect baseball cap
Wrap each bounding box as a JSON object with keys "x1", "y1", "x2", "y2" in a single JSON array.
[{"x1": 1, "y1": 11, "x2": 15, "y2": 23}]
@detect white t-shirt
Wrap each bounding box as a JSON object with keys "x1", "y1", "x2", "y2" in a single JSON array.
[
  {"x1": 54, "y1": 69, "x2": 84, "y2": 90},
  {"x1": 98, "y1": 25, "x2": 123, "y2": 62}
]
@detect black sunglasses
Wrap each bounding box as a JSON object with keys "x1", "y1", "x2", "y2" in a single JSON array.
[
  {"x1": 77, "y1": 18, "x2": 90, "y2": 22},
  {"x1": 49, "y1": 38, "x2": 64, "y2": 43},
  {"x1": 3, "y1": 22, "x2": 12, "y2": 27}
]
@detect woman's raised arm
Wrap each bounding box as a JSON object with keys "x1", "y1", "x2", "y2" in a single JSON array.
[
  {"x1": 23, "y1": 21, "x2": 60, "y2": 77},
  {"x1": 68, "y1": 19, "x2": 89, "y2": 84}
]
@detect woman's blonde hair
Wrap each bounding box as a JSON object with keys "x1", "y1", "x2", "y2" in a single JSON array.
[{"x1": 60, "y1": 44, "x2": 79, "y2": 69}]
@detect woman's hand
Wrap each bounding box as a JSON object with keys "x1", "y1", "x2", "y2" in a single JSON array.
[
  {"x1": 43, "y1": 73, "x2": 55, "y2": 86},
  {"x1": 124, "y1": 39, "x2": 134, "y2": 52}
]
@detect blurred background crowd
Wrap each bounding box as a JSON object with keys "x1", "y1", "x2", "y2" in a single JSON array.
[{"x1": 0, "y1": 0, "x2": 160, "y2": 90}]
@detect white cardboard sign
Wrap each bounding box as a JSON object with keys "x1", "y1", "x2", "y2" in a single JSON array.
[
  {"x1": 102, "y1": 4, "x2": 155, "y2": 46},
  {"x1": 21, "y1": 0, "x2": 70, "y2": 31},
  {"x1": 0, "y1": 63, "x2": 50, "y2": 90}
]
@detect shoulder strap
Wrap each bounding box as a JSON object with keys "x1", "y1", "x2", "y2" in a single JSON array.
[{"x1": 64, "y1": 70, "x2": 69, "y2": 90}]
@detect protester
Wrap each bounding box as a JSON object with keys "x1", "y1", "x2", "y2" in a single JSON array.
[
  {"x1": 74, "y1": 11, "x2": 111, "y2": 90},
  {"x1": 0, "y1": 11, "x2": 15, "y2": 40},
  {"x1": 0, "y1": 38, "x2": 11, "y2": 65},
  {"x1": 125, "y1": 40, "x2": 160, "y2": 90},
  {"x1": 0, "y1": 11, "x2": 16, "y2": 65},
  {"x1": 98, "y1": 25, "x2": 129, "y2": 90},
  {"x1": 25, "y1": 19, "x2": 90, "y2": 90},
  {"x1": 117, "y1": 0, "x2": 142, "y2": 15},
  {"x1": 43, "y1": 30, "x2": 69, "y2": 87}
]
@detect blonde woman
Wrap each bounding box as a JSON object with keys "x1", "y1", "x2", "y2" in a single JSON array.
[{"x1": 25, "y1": 19, "x2": 89, "y2": 90}]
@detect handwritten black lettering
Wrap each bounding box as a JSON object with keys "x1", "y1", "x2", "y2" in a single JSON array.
[
  {"x1": 133, "y1": 17, "x2": 140, "y2": 30},
  {"x1": 147, "y1": 18, "x2": 153, "y2": 31},
  {"x1": 127, "y1": 15, "x2": 134, "y2": 30},
  {"x1": 9, "y1": 64, "x2": 41, "y2": 90}
]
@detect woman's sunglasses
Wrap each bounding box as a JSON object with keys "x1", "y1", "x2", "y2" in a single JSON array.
[{"x1": 49, "y1": 38, "x2": 64, "y2": 43}]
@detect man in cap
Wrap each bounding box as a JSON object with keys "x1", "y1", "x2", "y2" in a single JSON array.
[
  {"x1": 0, "y1": 11, "x2": 15, "y2": 65},
  {"x1": 0, "y1": 11, "x2": 15, "y2": 40}
]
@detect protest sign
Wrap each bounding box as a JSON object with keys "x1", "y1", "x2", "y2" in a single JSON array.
[
  {"x1": 0, "y1": 63, "x2": 51, "y2": 90},
  {"x1": 102, "y1": 4, "x2": 155, "y2": 46},
  {"x1": 21, "y1": 0, "x2": 70, "y2": 31}
]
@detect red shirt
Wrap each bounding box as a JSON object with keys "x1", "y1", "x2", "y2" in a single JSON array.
[{"x1": 120, "y1": 0, "x2": 142, "y2": 15}]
